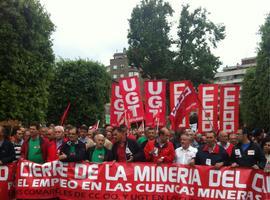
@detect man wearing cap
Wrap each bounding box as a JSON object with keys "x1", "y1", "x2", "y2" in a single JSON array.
[{"x1": 231, "y1": 128, "x2": 266, "y2": 169}]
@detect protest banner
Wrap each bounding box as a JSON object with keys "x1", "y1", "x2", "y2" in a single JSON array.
[
  {"x1": 220, "y1": 85, "x2": 240, "y2": 133},
  {"x1": 0, "y1": 163, "x2": 16, "y2": 200},
  {"x1": 144, "y1": 80, "x2": 166, "y2": 127},
  {"x1": 15, "y1": 160, "x2": 270, "y2": 200},
  {"x1": 170, "y1": 81, "x2": 198, "y2": 131},
  {"x1": 170, "y1": 81, "x2": 190, "y2": 128},
  {"x1": 198, "y1": 84, "x2": 219, "y2": 133},
  {"x1": 110, "y1": 83, "x2": 125, "y2": 126},
  {"x1": 119, "y1": 77, "x2": 144, "y2": 123}
]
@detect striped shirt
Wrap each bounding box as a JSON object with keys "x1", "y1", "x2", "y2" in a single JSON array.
[{"x1": 13, "y1": 140, "x2": 24, "y2": 160}]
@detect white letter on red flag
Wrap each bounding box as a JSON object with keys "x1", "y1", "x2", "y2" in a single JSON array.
[
  {"x1": 144, "y1": 80, "x2": 166, "y2": 127},
  {"x1": 219, "y1": 85, "x2": 240, "y2": 133},
  {"x1": 119, "y1": 77, "x2": 144, "y2": 123},
  {"x1": 198, "y1": 84, "x2": 218, "y2": 133},
  {"x1": 110, "y1": 83, "x2": 125, "y2": 126}
]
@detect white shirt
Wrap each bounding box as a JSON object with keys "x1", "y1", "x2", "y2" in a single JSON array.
[{"x1": 175, "y1": 146, "x2": 198, "y2": 164}]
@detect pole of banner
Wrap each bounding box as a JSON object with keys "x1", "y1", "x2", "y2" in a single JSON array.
[
  {"x1": 156, "y1": 117, "x2": 160, "y2": 133},
  {"x1": 97, "y1": 120, "x2": 100, "y2": 129},
  {"x1": 195, "y1": 94, "x2": 216, "y2": 133}
]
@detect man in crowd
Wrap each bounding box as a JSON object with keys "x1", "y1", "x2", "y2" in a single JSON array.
[
  {"x1": 78, "y1": 124, "x2": 90, "y2": 144},
  {"x1": 12, "y1": 126, "x2": 24, "y2": 160},
  {"x1": 59, "y1": 127, "x2": 86, "y2": 162},
  {"x1": 175, "y1": 133, "x2": 197, "y2": 165},
  {"x1": 105, "y1": 125, "x2": 114, "y2": 142},
  {"x1": 112, "y1": 126, "x2": 144, "y2": 162},
  {"x1": 45, "y1": 128, "x2": 58, "y2": 161},
  {"x1": 229, "y1": 132, "x2": 239, "y2": 146},
  {"x1": 218, "y1": 131, "x2": 234, "y2": 156},
  {"x1": 195, "y1": 132, "x2": 228, "y2": 169},
  {"x1": 144, "y1": 127, "x2": 175, "y2": 164},
  {"x1": 86, "y1": 134, "x2": 113, "y2": 163},
  {"x1": 55, "y1": 126, "x2": 67, "y2": 151},
  {"x1": 140, "y1": 127, "x2": 156, "y2": 149},
  {"x1": 24, "y1": 129, "x2": 31, "y2": 141},
  {"x1": 0, "y1": 126, "x2": 15, "y2": 165},
  {"x1": 262, "y1": 137, "x2": 270, "y2": 172},
  {"x1": 21, "y1": 123, "x2": 50, "y2": 163},
  {"x1": 231, "y1": 128, "x2": 266, "y2": 169},
  {"x1": 39, "y1": 126, "x2": 48, "y2": 138},
  {"x1": 186, "y1": 129, "x2": 200, "y2": 149}
]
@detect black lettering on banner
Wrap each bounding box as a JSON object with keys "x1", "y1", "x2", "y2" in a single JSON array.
[
  {"x1": 103, "y1": 193, "x2": 118, "y2": 199},
  {"x1": 88, "y1": 192, "x2": 100, "y2": 199}
]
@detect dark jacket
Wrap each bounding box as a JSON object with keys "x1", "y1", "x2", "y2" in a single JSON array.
[
  {"x1": 0, "y1": 139, "x2": 15, "y2": 164},
  {"x1": 60, "y1": 140, "x2": 86, "y2": 162},
  {"x1": 230, "y1": 142, "x2": 266, "y2": 169},
  {"x1": 86, "y1": 146, "x2": 113, "y2": 162},
  {"x1": 112, "y1": 138, "x2": 144, "y2": 162},
  {"x1": 21, "y1": 136, "x2": 49, "y2": 163},
  {"x1": 195, "y1": 144, "x2": 229, "y2": 166}
]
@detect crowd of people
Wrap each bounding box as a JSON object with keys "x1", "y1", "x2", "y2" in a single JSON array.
[{"x1": 0, "y1": 123, "x2": 269, "y2": 172}]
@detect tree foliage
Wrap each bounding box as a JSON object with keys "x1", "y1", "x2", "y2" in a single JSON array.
[
  {"x1": 127, "y1": 1, "x2": 225, "y2": 85},
  {"x1": 0, "y1": 0, "x2": 55, "y2": 124},
  {"x1": 241, "y1": 68, "x2": 258, "y2": 128},
  {"x1": 47, "y1": 59, "x2": 111, "y2": 126},
  {"x1": 127, "y1": 0, "x2": 173, "y2": 79},
  {"x1": 242, "y1": 14, "x2": 270, "y2": 130},
  {"x1": 172, "y1": 5, "x2": 225, "y2": 86}
]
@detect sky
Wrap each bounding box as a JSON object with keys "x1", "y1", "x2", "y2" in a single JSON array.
[{"x1": 39, "y1": 0, "x2": 270, "y2": 69}]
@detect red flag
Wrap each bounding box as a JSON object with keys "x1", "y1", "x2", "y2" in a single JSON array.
[
  {"x1": 60, "y1": 102, "x2": 71, "y2": 125},
  {"x1": 198, "y1": 84, "x2": 219, "y2": 133},
  {"x1": 119, "y1": 77, "x2": 144, "y2": 123},
  {"x1": 144, "y1": 80, "x2": 166, "y2": 127},
  {"x1": 170, "y1": 81, "x2": 190, "y2": 128},
  {"x1": 110, "y1": 83, "x2": 124, "y2": 127},
  {"x1": 153, "y1": 107, "x2": 161, "y2": 128},
  {"x1": 118, "y1": 110, "x2": 131, "y2": 128},
  {"x1": 219, "y1": 85, "x2": 240, "y2": 133},
  {"x1": 89, "y1": 120, "x2": 100, "y2": 131},
  {"x1": 169, "y1": 81, "x2": 198, "y2": 131}
]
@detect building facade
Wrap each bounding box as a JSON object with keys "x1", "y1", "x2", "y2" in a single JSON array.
[
  {"x1": 107, "y1": 48, "x2": 141, "y2": 80},
  {"x1": 214, "y1": 57, "x2": 256, "y2": 88}
]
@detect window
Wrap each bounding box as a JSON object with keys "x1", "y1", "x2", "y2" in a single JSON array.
[
  {"x1": 128, "y1": 72, "x2": 134, "y2": 77},
  {"x1": 120, "y1": 74, "x2": 124, "y2": 78},
  {"x1": 113, "y1": 65, "x2": 117, "y2": 70},
  {"x1": 134, "y1": 72, "x2": 139, "y2": 77},
  {"x1": 113, "y1": 74, "x2": 117, "y2": 79}
]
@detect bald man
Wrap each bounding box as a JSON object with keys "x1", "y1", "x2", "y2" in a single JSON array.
[
  {"x1": 86, "y1": 134, "x2": 113, "y2": 163},
  {"x1": 218, "y1": 131, "x2": 234, "y2": 156}
]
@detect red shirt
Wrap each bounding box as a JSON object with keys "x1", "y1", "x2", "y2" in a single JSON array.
[
  {"x1": 117, "y1": 143, "x2": 126, "y2": 162},
  {"x1": 47, "y1": 140, "x2": 58, "y2": 162},
  {"x1": 144, "y1": 140, "x2": 175, "y2": 163}
]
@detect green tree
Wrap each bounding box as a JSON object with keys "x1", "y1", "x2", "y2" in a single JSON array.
[
  {"x1": 127, "y1": 0, "x2": 173, "y2": 79},
  {"x1": 242, "y1": 14, "x2": 270, "y2": 130},
  {"x1": 172, "y1": 5, "x2": 225, "y2": 86},
  {"x1": 47, "y1": 59, "x2": 111, "y2": 126},
  {"x1": 255, "y1": 14, "x2": 270, "y2": 130},
  {"x1": 241, "y1": 68, "x2": 258, "y2": 128},
  {"x1": 0, "y1": 0, "x2": 55, "y2": 123}
]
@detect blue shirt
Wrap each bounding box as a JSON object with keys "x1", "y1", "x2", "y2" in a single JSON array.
[{"x1": 241, "y1": 143, "x2": 250, "y2": 152}]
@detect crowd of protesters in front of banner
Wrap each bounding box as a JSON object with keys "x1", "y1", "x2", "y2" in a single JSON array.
[{"x1": 0, "y1": 123, "x2": 269, "y2": 172}]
